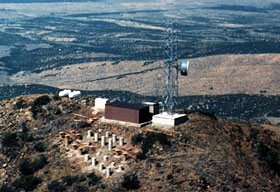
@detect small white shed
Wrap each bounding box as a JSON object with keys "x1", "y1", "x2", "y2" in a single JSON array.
[{"x1": 95, "y1": 98, "x2": 108, "y2": 110}]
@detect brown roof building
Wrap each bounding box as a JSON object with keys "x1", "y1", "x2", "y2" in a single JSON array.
[{"x1": 104, "y1": 101, "x2": 152, "y2": 124}]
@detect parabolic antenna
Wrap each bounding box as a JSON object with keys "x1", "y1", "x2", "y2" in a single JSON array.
[{"x1": 180, "y1": 60, "x2": 189, "y2": 76}]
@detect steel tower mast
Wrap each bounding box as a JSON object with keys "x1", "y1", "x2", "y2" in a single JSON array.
[{"x1": 161, "y1": 23, "x2": 178, "y2": 115}]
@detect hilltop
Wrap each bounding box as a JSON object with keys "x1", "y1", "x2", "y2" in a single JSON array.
[
  {"x1": 1, "y1": 84, "x2": 280, "y2": 124},
  {"x1": 0, "y1": 94, "x2": 280, "y2": 191}
]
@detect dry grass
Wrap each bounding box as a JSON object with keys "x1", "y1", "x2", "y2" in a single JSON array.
[{"x1": 10, "y1": 53, "x2": 280, "y2": 96}]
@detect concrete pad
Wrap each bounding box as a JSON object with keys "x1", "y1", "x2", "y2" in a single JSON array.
[{"x1": 152, "y1": 112, "x2": 187, "y2": 127}]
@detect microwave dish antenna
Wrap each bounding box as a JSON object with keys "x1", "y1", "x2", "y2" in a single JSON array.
[{"x1": 180, "y1": 60, "x2": 189, "y2": 76}]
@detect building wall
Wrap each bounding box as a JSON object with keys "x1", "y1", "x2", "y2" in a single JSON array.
[
  {"x1": 105, "y1": 105, "x2": 152, "y2": 124},
  {"x1": 105, "y1": 105, "x2": 140, "y2": 123},
  {"x1": 139, "y1": 107, "x2": 153, "y2": 123}
]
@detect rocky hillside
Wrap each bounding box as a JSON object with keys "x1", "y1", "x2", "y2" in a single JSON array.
[
  {"x1": 2, "y1": 84, "x2": 280, "y2": 124},
  {"x1": 0, "y1": 94, "x2": 280, "y2": 191}
]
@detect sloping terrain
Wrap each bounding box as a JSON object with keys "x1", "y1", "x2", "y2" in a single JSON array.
[
  {"x1": 9, "y1": 54, "x2": 280, "y2": 96},
  {"x1": 0, "y1": 94, "x2": 280, "y2": 191}
]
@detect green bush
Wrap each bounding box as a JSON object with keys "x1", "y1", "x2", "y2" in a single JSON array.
[
  {"x1": 52, "y1": 94, "x2": 60, "y2": 101},
  {"x1": 34, "y1": 142, "x2": 46, "y2": 152},
  {"x1": 19, "y1": 159, "x2": 34, "y2": 175},
  {"x1": 257, "y1": 142, "x2": 269, "y2": 158},
  {"x1": 131, "y1": 133, "x2": 144, "y2": 146},
  {"x1": 2, "y1": 147, "x2": 19, "y2": 158},
  {"x1": 13, "y1": 99, "x2": 27, "y2": 110},
  {"x1": 135, "y1": 132, "x2": 170, "y2": 160},
  {"x1": 33, "y1": 95, "x2": 51, "y2": 106},
  {"x1": 19, "y1": 130, "x2": 34, "y2": 142},
  {"x1": 62, "y1": 175, "x2": 79, "y2": 186},
  {"x1": 87, "y1": 172, "x2": 100, "y2": 186},
  {"x1": 47, "y1": 180, "x2": 66, "y2": 192},
  {"x1": 167, "y1": 174, "x2": 173, "y2": 180},
  {"x1": 136, "y1": 152, "x2": 147, "y2": 160},
  {"x1": 73, "y1": 185, "x2": 88, "y2": 192},
  {"x1": 19, "y1": 155, "x2": 48, "y2": 175},
  {"x1": 31, "y1": 95, "x2": 51, "y2": 118},
  {"x1": 1, "y1": 131, "x2": 18, "y2": 147},
  {"x1": 257, "y1": 142, "x2": 280, "y2": 175},
  {"x1": 33, "y1": 154, "x2": 48, "y2": 170},
  {"x1": 78, "y1": 175, "x2": 86, "y2": 182},
  {"x1": 0, "y1": 184, "x2": 12, "y2": 192},
  {"x1": 12, "y1": 175, "x2": 42, "y2": 191},
  {"x1": 122, "y1": 174, "x2": 140, "y2": 190}
]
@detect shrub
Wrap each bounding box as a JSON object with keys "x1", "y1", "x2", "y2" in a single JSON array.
[
  {"x1": 19, "y1": 155, "x2": 48, "y2": 175},
  {"x1": 78, "y1": 175, "x2": 86, "y2": 182},
  {"x1": 20, "y1": 132, "x2": 34, "y2": 142},
  {"x1": 47, "y1": 180, "x2": 66, "y2": 192},
  {"x1": 135, "y1": 132, "x2": 170, "y2": 160},
  {"x1": 1, "y1": 131, "x2": 18, "y2": 147},
  {"x1": 136, "y1": 152, "x2": 147, "y2": 160},
  {"x1": 0, "y1": 184, "x2": 12, "y2": 192},
  {"x1": 19, "y1": 124, "x2": 34, "y2": 142},
  {"x1": 257, "y1": 142, "x2": 270, "y2": 159},
  {"x1": 122, "y1": 174, "x2": 140, "y2": 190},
  {"x1": 33, "y1": 154, "x2": 48, "y2": 170},
  {"x1": 31, "y1": 95, "x2": 51, "y2": 118},
  {"x1": 12, "y1": 175, "x2": 42, "y2": 191},
  {"x1": 146, "y1": 132, "x2": 170, "y2": 146},
  {"x1": 19, "y1": 159, "x2": 34, "y2": 175},
  {"x1": 34, "y1": 142, "x2": 46, "y2": 152},
  {"x1": 33, "y1": 95, "x2": 51, "y2": 106},
  {"x1": 257, "y1": 142, "x2": 280, "y2": 175},
  {"x1": 73, "y1": 185, "x2": 88, "y2": 192},
  {"x1": 13, "y1": 99, "x2": 27, "y2": 110},
  {"x1": 52, "y1": 94, "x2": 60, "y2": 101},
  {"x1": 87, "y1": 172, "x2": 100, "y2": 186},
  {"x1": 2, "y1": 148, "x2": 19, "y2": 158},
  {"x1": 62, "y1": 175, "x2": 79, "y2": 186},
  {"x1": 167, "y1": 174, "x2": 173, "y2": 180},
  {"x1": 131, "y1": 133, "x2": 144, "y2": 146},
  {"x1": 76, "y1": 121, "x2": 91, "y2": 128}
]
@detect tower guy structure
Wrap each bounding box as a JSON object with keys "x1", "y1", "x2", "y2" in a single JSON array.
[{"x1": 162, "y1": 24, "x2": 179, "y2": 115}]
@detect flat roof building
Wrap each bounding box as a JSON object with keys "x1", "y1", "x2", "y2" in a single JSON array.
[{"x1": 104, "y1": 101, "x2": 152, "y2": 124}]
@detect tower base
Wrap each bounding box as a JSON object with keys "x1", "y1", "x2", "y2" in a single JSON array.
[{"x1": 152, "y1": 112, "x2": 187, "y2": 127}]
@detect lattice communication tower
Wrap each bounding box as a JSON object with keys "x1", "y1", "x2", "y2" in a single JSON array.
[{"x1": 161, "y1": 23, "x2": 179, "y2": 115}]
